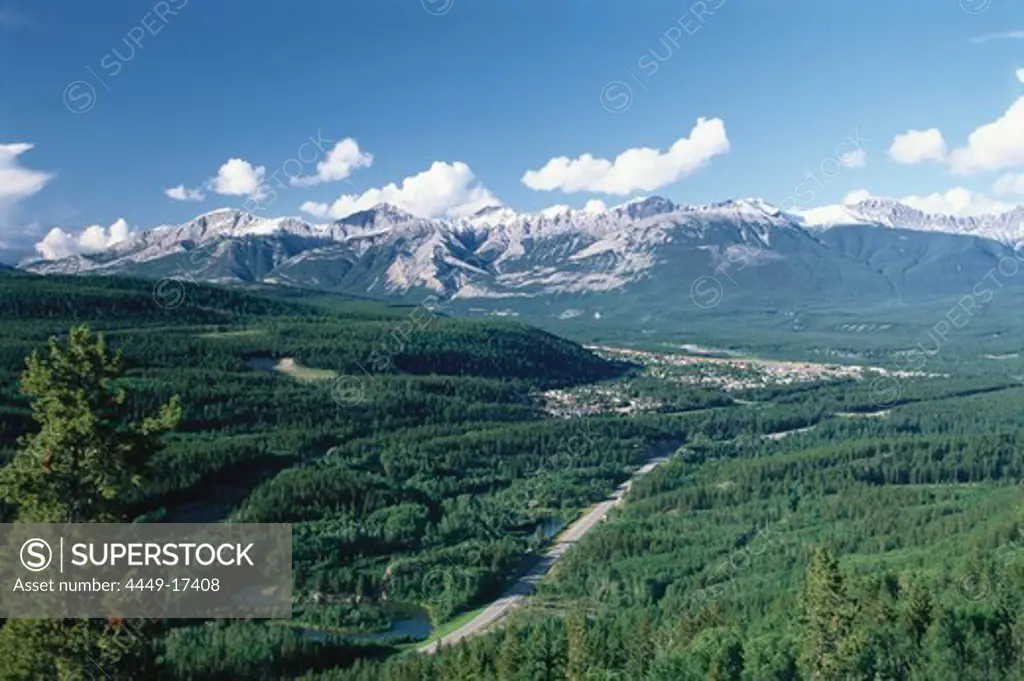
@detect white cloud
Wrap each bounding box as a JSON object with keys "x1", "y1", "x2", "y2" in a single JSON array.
[
  {"x1": 888, "y1": 129, "x2": 948, "y2": 165},
  {"x1": 165, "y1": 184, "x2": 206, "y2": 202},
  {"x1": 970, "y1": 31, "x2": 1024, "y2": 44},
  {"x1": 210, "y1": 158, "x2": 266, "y2": 196},
  {"x1": 583, "y1": 199, "x2": 608, "y2": 214},
  {"x1": 79, "y1": 218, "x2": 129, "y2": 252},
  {"x1": 885, "y1": 74, "x2": 1024, "y2": 174},
  {"x1": 290, "y1": 138, "x2": 373, "y2": 187},
  {"x1": 0, "y1": 143, "x2": 54, "y2": 201},
  {"x1": 848, "y1": 188, "x2": 1015, "y2": 217},
  {"x1": 900, "y1": 188, "x2": 1016, "y2": 216},
  {"x1": 947, "y1": 95, "x2": 1024, "y2": 174},
  {"x1": 176, "y1": 138, "x2": 373, "y2": 205},
  {"x1": 994, "y1": 173, "x2": 1024, "y2": 195},
  {"x1": 842, "y1": 189, "x2": 873, "y2": 204},
  {"x1": 298, "y1": 201, "x2": 329, "y2": 218},
  {"x1": 165, "y1": 159, "x2": 264, "y2": 204},
  {"x1": 0, "y1": 144, "x2": 54, "y2": 238},
  {"x1": 300, "y1": 161, "x2": 500, "y2": 220},
  {"x1": 521, "y1": 117, "x2": 730, "y2": 195},
  {"x1": 170, "y1": 156, "x2": 272, "y2": 203},
  {"x1": 35, "y1": 229, "x2": 77, "y2": 260},
  {"x1": 884, "y1": 72, "x2": 1024, "y2": 174},
  {"x1": 34, "y1": 218, "x2": 131, "y2": 260},
  {"x1": 840, "y1": 148, "x2": 867, "y2": 169}
]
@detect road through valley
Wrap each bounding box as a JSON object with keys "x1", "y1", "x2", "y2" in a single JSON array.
[{"x1": 418, "y1": 455, "x2": 670, "y2": 654}]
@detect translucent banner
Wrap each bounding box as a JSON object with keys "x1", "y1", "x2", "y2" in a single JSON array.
[{"x1": 0, "y1": 523, "x2": 292, "y2": 618}]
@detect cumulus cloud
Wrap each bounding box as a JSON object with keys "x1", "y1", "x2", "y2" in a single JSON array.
[
  {"x1": 521, "y1": 117, "x2": 730, "y2": 195},
  {"x1": 993, "y1": 173, "x2": 1024, "y2": 195},
  {"x1": 168, "y1": 158, "x2": 268, "y2": 203},
  {"x1": 847, "y1": 188, "x2": 1016, "y2": 217},
  {"x1": 300, "y1": 161, "x2": 500, "y2": 220},
  {"x1": 170, "y1": 137, "x2": 374, "y2": 203},
  {"x1": 890, "y1": 75, "x2": 1024, "y2": 175},
  {"x1": 165, "y1": 160, "x2": 260, "y2": 203},
  {"x1": 290, "y1": 139, "x2": 373, "y2": 187},
  {"x1": 888, "y1": 129, "x2": 948, "y2": 165},
  {"x1": 165, "y1": 184, "x2": 206, "y2": 202},
  {"x1": 210, "y1": 158, "x2": 266, "y2": 196},
  {"x1": 35, "y1": 218, "x2": 131, "y2": 260},
  {"x1": 297, "y1": 203, "x2": 327, "y2": 218},
  {"x1": 583, "y1": 199, "x2": 608, "y2": 214},
  {"x1": 35, "y1": 230, "x2": 79, "y2": 261},
  {"x1": 0, "y1": 143, "x2": 54, "y2": 201},
  {"x1": 947, "y1": 95, "x2": 1024, "y2": 174},
  {"x1": 0, "y1": 143, "x2": 54, "y2": 243},
  {"x1": 840, "y1": 148, "x2": 867, "y2": 169},
  {"x1": 900, "y1": 188, "x2": 1015, "y2": 216}
]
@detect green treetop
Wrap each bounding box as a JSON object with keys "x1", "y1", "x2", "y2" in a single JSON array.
[{"x1": 1, "y1": 324, "x2": 180, "y2": 522}]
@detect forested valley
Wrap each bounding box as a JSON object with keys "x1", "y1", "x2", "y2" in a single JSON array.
[{"x1": 0, "y1": 270, "x2": 1021, "y2": 679}]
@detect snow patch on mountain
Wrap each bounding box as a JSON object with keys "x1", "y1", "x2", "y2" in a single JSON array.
[
  {"x1": 796, "y1": 198, "x2": 1024, "y2": 244},
  {"x1": 794, "y1": 204, "x2": 875, "y2": 228},
  {"x1": 21, "y1": 194, "x2": 1024, "y2": 303}
]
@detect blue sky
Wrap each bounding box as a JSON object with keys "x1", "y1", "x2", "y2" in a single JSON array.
[{"x1": 2, "y1": 0, "x2": 1024, "y2": 262}]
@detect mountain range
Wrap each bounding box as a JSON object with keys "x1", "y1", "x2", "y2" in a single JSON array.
[{"x1": 19, "y1": 197, "x2": 1024, "y2": 322}]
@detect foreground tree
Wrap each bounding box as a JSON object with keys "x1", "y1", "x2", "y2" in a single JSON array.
[
  {"x1": 800, "y1": 547, "x2": 857, "y2": 680},
  {"x1": 1, "y1": 324, "x2": 180, "y2": 522},
  {"x1": 0, "y1": 325, "x2": 181, "y2": 679},
  {"x1": 565, "y1": 607, "x2": 591, "y2": 681}
]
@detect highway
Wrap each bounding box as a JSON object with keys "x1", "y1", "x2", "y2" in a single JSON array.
[{"x1": 418, "y1": 455, "x2": 670, "y2": 654}]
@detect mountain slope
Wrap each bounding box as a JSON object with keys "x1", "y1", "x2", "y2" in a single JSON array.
[
  {"x1": 817, "y1": 225, "x2": 1018, "y2": 299},
  {"x1": 19, "y1": 197, "x2": 1024, "y2": 319}
]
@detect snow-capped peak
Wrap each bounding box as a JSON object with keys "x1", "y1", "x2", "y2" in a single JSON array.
[
  {"x1": 682, "y1": 198, "x2": 797, "y2": 231},
  {"x1": 537, "y1": 205, "x2": 572, "y2": 219},
  {"x1": 609, "y1": 196, "x2": 677, "y2": 220},
  {"x1": 792, "y1": 203, "x2": 874, "y2": 228},
  {"x1": 335, "y1": 203, "x2": 420, "y2": 228},
  {"x1": 732, "y1": 197, "x2": 783, "y2": 216},
  {"x1": 795, "y1": 197, "x2": 1024, "y2": 244},
  {"x1": 472, "y1": 205, "x2": 509, "y2": 218},
  {"x1": 468, "y1": 205, "x2": 521, "y2": 227},
  {"x1": 25, "y1": 195, "x2": 1024, "y2": 295}
]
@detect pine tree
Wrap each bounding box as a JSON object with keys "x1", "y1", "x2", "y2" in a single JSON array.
[
  {"x1": 919, "y1": 606, "x2": 966, "y2": 680},
  {"x1": 497, "y1": 622, "x2": 523, "y2": 680},
  {"x1": 900, "y1": 577, "x2": 933, "y2": 647},
  {"x1": 0, "y1": 325, "x2": 181, "y2": 679},
  {"x1": 522, "y1": 620, "x2": 564, "y2": 681},
  {"x1": 799, "y1": 546, "x2": 853, "y2": 680},
  {"x1": 0, "y1": 324, "x2": 181, "y2": 522},
  {"x1": 565, "y1": 607, "x2": 590, "y2": 681},
  {"x1": 991, "y1": 586, "x2": 1018, "y2": 673},
  {"x1": 625, "y1": 611, "x2": 654, "y2": 680},
  {"x1": 705, "y1": 629, "x2": 744, "y2": 681}
]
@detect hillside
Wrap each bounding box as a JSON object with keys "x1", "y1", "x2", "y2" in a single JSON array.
[
  {"x1": 3, "y1": 272, "x2": 1023, "y2": 678},
  {"x1": 314, "y1": 371, "x2": 1024, "y2": 680},
  {"x1": 0, "y1": 273, "x2": 683, "y2": 666}
]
